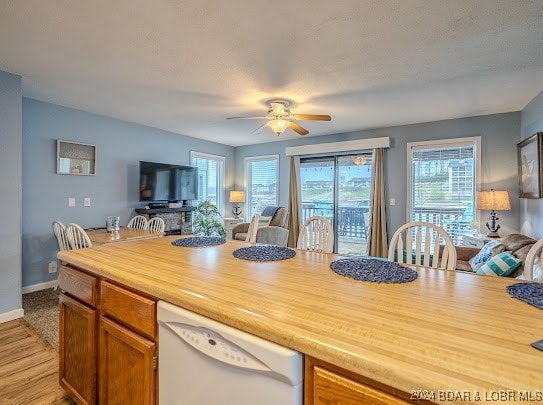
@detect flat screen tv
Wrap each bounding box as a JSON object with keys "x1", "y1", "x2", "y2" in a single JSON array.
[{"x1": 139, "y1": 161, "x2": 198, "y2": 202}]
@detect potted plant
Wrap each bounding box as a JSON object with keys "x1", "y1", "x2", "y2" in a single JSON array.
[{"x1": 192, "y1": 200, "x2": 226, "y2": 238}]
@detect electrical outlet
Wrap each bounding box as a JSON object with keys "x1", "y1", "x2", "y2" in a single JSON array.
[
  {"x1": 84, "y1": 197, "x2": 91, "y2": 207},
  {"x1": 68, "y1": 197, "x2": 76, "y2": 207},
  {"x1": 48, "y1": 261, "x2": 58, "y2": 273},
  {"x1": 390, "y1": 198, "x2": 396, "y2": 206}
]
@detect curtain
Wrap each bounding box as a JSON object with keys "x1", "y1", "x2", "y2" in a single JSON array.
[
  {"x1": 367, "y1": 148, "x2": 388, "y2": 257},
  {"x1": 287, "y1": 156, "x2": 301, "y2": 248}
]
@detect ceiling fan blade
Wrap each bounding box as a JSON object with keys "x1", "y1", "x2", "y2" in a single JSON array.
[
  {"x1": 288, "y1": 121, "x2": 309, "y2": 136},
  {"x1": 291, "y1": 114, "x2": 331, "y2": 121},
  {"x1": 226, "y1": 116, "x2": 267, "y2": 120},
  {"x1": 251, "y1": 123, "x2": 268, "y2": 134}
]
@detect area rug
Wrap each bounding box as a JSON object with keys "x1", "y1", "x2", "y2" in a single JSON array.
[{"x1": 22, "y1": 288, "x2": 60, "y2": 350}]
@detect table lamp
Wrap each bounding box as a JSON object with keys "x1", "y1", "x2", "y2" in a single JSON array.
[
  {"x1": 477, "y1": 190, "x2": 511, "y2": 238},
  {"x1": 229, "y1": 191, "x2": 245, "y2": 219}
]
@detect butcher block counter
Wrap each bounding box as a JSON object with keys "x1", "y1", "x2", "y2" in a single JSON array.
[{"x1": 57, "y1": 236, "x2": 543, "y2": 404}]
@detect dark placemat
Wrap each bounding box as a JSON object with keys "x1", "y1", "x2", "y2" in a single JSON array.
[
  {"x1": 172, "y1": 236, "x2": 226, "y2": 248},
  {"x1": 506, "y1": 282, "x2": 543, "y2": 310},
  {"x1": 233, "y1": 245, "x2": 296, "y2": 262},
  {"x1": 330, "y1": 258, "x2": 418, "y2": 284}
]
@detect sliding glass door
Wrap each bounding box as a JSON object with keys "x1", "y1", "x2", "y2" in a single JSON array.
[{"x1": 300, "y1": 153, "x2": 373, "y2": 255}]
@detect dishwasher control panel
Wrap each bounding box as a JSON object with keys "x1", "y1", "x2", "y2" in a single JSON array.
[{"x1": 165, "y1": 321, "x2": 271, "y2": 372}]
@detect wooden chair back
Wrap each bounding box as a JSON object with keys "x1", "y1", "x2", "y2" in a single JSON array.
[
  {"x1": 147, "y1": 217, "x2": 166, "y2": 233},
  {"x1": 65, "y1": 223, "x2": 92, "y2": 250},
  {"x1": 52, "y1": 221, "x2": 71, "y2": 251},
  {"x1": 127, "y1": 215, "x2": 148, "y2": 230},
  {"x1": 524, "y1": 239, "x2": 543, "y2": 282},
  {"x1": 245, "y1": 214, "x2": 260, "y2": 243},
  {"x1": 388, "y1": 221, "x2": 456, "y2": 270},
  {"x1": 297, "y1": 216, "x2": 334, "y2": 253}
]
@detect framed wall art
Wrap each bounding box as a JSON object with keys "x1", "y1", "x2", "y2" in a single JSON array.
[
  {"x1": 517, "y1": 132, "x2": 543, "y2": 198},
  {"x1": 56, "y1": 140, "x2": 96, "y2": 175}
]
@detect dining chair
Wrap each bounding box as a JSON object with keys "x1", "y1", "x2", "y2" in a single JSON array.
[
  {"x1": 147, "y1": 217, "x2": 166, "y2": 233},
  {"x1": 523, "y1": 239, "x2": 543, "y2": 282},
  {"x1": 52, "y1": 220, "x2": 71, "y2": 289},
  {"x1": 245, "y1": 214, "x2": 260, "y2": 243},
  {"x1": 297, "y1": 215, "x2": 334, "y2": 253},
  {"x1": 388, "y1": 221, "x2": 456, "y2": 270},
  {"x1": 52, "y1": 220, "x2": 71, "y2": 252},
  {"x1": 65, "y1": 223, "x2": 92, "y2": 250},
  {"x1": 127, "y1": 215, "x2": 148, "y2": 230}
]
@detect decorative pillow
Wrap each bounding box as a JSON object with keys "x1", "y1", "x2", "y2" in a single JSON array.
[
  {"x1": 470, "y1": 239, "x2": 505, "y2": 267},
  {"x1": 476, "y1": 252, "x2": 521, "y2": 277},
  {"x1": 257, "y1": 216, "x2": 272, "y2": 228}
]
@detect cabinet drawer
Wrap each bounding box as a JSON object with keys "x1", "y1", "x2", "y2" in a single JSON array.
[
  {"x1": 59, "y1": 265, "x2": 98, "y2": 307},
  {"x1": 100, "y1": 281, "x2": 157, "y2": 340}
]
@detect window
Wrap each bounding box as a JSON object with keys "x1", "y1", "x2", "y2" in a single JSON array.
[
  {"x1": 407, "y1": 137, "x2": 481, "y2": 245},
  {"x1": 191, "y1": 152, "x2": 225, "y2": 214},
  {"x1": 245, "y1": 155, "x2": 279, "y2": 219}
]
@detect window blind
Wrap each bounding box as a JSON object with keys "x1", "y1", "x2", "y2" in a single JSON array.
[{"x1": 409, "y1": 143, "x2": 476, "y2": 243}]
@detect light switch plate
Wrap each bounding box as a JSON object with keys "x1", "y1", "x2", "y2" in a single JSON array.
[
  {"x1": 84, "y1": 197, "x2": 91, "y2": 207},
  {"x1": 68, "y1": 197, "x2": 76, "y2": 207}
]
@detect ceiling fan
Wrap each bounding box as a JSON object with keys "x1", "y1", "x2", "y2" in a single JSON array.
[{"x1": 227, "y1": 100, "x2": 331, "y2": 136}]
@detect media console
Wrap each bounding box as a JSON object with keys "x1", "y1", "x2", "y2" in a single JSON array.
[{"x1": 135, "y1": 206, "x2": 195, "y2": 235}]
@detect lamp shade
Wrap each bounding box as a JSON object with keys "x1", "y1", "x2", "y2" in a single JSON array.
[
  {"x1": 229, "y1": 191, "x2": 245, "y2": 203},
  {"x1": 477, "y1": 190, "x2": 511, "y2": 211}
]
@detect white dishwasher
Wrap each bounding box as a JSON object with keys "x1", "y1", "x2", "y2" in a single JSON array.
[{"x1": 158, "y1": 301, "x2": 303, "y2": 405}]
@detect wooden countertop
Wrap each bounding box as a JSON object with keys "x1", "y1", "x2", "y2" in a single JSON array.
[{"x1": 58, "y1": 237, "x2": 543, "y2": 402}]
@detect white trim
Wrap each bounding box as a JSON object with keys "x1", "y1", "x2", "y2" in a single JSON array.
[
  {"x1": 285, "y1": 137, "x2": 390, "y2": 156},
  {"x1": 0, "y1": 308, "x2": 24, "y2": 324},
  {"x1": 406, "y1": 136, "x2": 482, "y2": 224},
  {"x1": 22, "y1": 280, "x2": 57, "y2": 294}
]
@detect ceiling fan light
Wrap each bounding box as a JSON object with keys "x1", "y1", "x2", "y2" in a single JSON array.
[{"x1": 267, "y1": 119, "x2": 289, "y2": 135}]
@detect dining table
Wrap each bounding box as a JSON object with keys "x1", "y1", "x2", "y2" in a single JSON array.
[{"x1": 85, "y1": 226, "x2": 164, "y2": 245}]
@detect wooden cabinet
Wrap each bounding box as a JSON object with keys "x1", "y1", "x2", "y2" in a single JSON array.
[
  {"x1": 99, "y1": 317, "x2": 156, "y2": 405},
  {"x1": 305, "y1": 356, "x2": 410, "y2": 405},
  {"x1": 59, "y1": 265, "x2": 158, "y2": 405},
  {"x1": 59, "y1": 293, "x2": 97, "y2": 405}
]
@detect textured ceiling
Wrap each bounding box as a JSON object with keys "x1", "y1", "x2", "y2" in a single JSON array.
[{"x1": 1, "y1": 0, "x2": 542, "y2": 146}]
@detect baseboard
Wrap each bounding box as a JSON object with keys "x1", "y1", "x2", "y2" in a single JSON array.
[
  {"x1": 0, "y1": 308, "x2": 24, "y2": 324},
  {"x1": 22, "y1": 280, "x2": 57, "y2": 294}
]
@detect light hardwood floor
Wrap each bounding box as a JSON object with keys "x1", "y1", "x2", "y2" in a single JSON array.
[{"x1": 0, "y1": 320, "x2": 74, "y2": 404}]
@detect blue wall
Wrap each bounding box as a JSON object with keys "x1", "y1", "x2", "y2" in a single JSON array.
[
  {"x1": 0, "y1": 71, "x2": 22, "y2": 315},
  {"x1": 520, "y1": 91, "x2": 543, "y2": 239},
  {"x1": 235, "y1": 112, "x2": 521, "y2": 242},
  {"x1": 22, "y1": 98, "x2": 235, "y2": 287}
]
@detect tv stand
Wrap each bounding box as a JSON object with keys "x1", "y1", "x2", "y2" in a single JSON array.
[{"x1": 135, "y1": 206, "x2": 195, "y2": 235}]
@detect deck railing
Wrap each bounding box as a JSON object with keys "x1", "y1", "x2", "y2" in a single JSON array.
[{"x1": 302, "y1": 202, "x2": 471, "y2": 245}]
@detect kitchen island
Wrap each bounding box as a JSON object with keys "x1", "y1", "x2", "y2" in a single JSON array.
[{"x1": 58, "y1": 236, "x2": 543, "y2": 404}]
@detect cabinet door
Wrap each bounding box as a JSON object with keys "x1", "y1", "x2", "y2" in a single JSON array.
[
  {"x1": 99, "y1": 316, "x2": 156, "y2": 405},
  {"x1": 305, "y1": 356, "x2": 409, "y2": 405},
  {"x1": 59, "y1": 293, "x2": 97, "y2": 405}
]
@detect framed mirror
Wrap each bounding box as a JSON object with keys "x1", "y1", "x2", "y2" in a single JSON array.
[{"x1": 57, "y1": 140, "x2": 96, "y2": 175}]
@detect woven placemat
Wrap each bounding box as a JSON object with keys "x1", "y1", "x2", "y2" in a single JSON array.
[
  {"x1": 330, "y1": 258, "x2": 418, "y2": 283},
  {"x1": 506, "y1": 282, "x2": 543, "y2": 310},
  {"x1": 171, "y1": 236, "x2": 226, "y2": 248},
  {"x1": 233, "y1": 245, "x2": 296, "y2": 262}
]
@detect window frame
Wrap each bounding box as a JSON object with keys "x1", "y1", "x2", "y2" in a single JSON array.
[
  {"x1": 244, "y1": 154, "x2": 280, "y2": 221},
  {"x1": 406, "y1": 136, "x2": 481, "y2": 233},
  {"x1": 190, "y1": 151, "x2": 226, "y2": 215}
]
